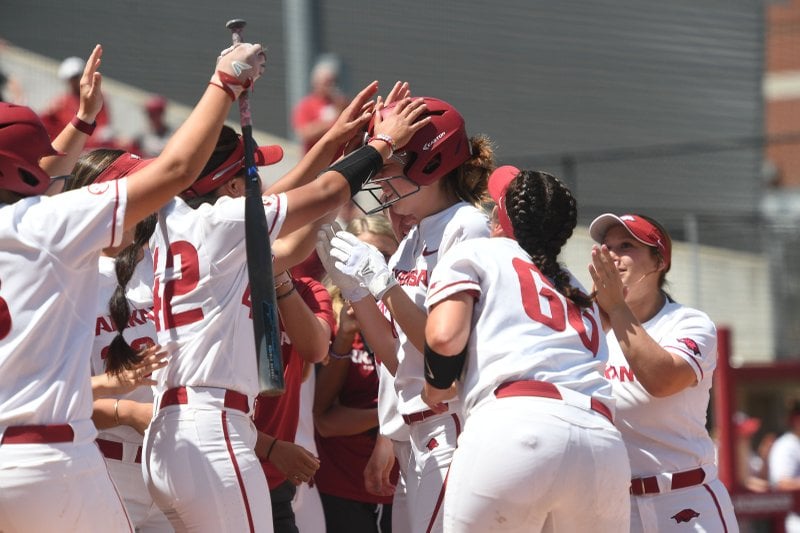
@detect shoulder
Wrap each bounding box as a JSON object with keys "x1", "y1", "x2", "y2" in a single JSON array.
[
  {"x1": 447, "y1": 203, "x2": 489, "y2": 231},
  {"x1": 660, "y1": 300, "x2": 716, "y2": 334}
]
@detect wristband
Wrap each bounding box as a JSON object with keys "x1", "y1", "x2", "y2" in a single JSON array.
[
  {"x1": 424, "y1": 341, "x2": 467, "y2": 390},
  {"x1": 326, "y1": 145, "x2": 384, "y2": 197},
  {"x1": 266, "y1": 438, "x2": 278, "y2": 461},
  {"x1": 328, "y1": 347, "x2": 352, "y2": 361},
  {"x1": 113, "y1": 399, "x2": 121, "y2": 425},
  {"x1": 369, "y1": 134, "x2": 396, "y2": 159},
  {"x1": 276, "y1": 285, "x2": 296, "y2": 300},
  {"x1": 274, "y1": 278, "x2": 293, "y2": 291},
  {"x1": 208, "y1": 81, "x2": 236, "y2": 102},
  {"x1": 71, "y1": 115, "x2": 96, "y2": 135}
]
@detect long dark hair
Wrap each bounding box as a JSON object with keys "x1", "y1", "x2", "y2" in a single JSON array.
[
  {"x1": 505, "y1": 169, "x2": 593, "y2": 309},
  {"x1": 67, "y1": 149, "x2": 157, "y2": 375}
]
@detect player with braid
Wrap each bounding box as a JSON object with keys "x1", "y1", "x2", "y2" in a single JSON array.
[
  {"x1": 63, "y1": 149, "x2": 170, "y2": 531},
  {"x1": 421, "y1": 166, "x2": 630, "y2": 532}
]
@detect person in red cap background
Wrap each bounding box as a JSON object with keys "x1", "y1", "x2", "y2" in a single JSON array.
[
  {"x1": 419, "y1": 165, "x2": 629, "y2": 532},
  {"x1": 131, "y1": 95, "x2": 173, "y2": 158},
  {"x1": 0, "y1": 38, "x2": 266, "y2": 532},
  {"x1": 588, "y1": 213, "x2": 738, "y2": 532}
]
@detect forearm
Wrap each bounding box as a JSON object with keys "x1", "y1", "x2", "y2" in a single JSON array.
[
  {"x1": 276, "y1": 285, "x2": 330, "y2": 364},
  {"x1": 41, "y1": 118, "x2": 96, "y2": 178},
  {"x1": 266, "y1": 129, "x2": 345, "y2": 195},
  {"x1": 314, "y1": 354, "x2": 351, "y2": 416},
  {"x1": 92, "y1": 398, "x2": 119, "y2": 430},
  {"x1": 316, "y1": 405, "x2": 378, "y2": 437},
  {"x1": 382, "y1": 285, "x2": 428, "y2": 354},
  {"x1": 351, "y1": 299, "x2": 400, "y2": 374},
  {"x1": 254, "y1": 430, "x2": 278, "y2": 460},
  {"x1": 607, "y1": 305, "x2": 695, "y2": 397}
]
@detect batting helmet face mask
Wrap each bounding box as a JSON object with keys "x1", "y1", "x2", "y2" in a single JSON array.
[
  {"x1": 0, "y1": 103, "x2": 62, "y2": 197},
  {"x1": 354, "y1": 97, "x2": 471, "y2": 214}
]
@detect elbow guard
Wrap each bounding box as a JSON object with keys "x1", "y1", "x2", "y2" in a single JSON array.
[
  {"x1": 424, "y1": 341, "x2": 467, "y2": 390},
  {"x1": 326, "y1": 145, "x2": 384, "y2": 197}
]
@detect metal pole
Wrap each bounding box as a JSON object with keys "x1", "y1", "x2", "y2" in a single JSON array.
[
  {"x1": 684, "y1": 213, "x2": 701, "y2": 309},
  {"x1": 283, "y1": 0, "x2": 315, "y2": 140}
]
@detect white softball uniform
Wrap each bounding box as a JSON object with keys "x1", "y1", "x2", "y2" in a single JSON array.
[
  {"x1": 91, "y1": 255, "x2": 170, "y2": 532},
  {"x1": 606, "y1": 298, "x2": 738, "y2": 533},
  {"x1": 382, "y1": 202, "x2": 489, "y2": 533},
  {"x1": 376, "y1": 361, "x2": 412, "y2": 533},
  {"x1": 425, "y1": 237, "x2": 630, "y2": 533},
  {"x1": 0, "y1": 181, "x2": 133, "y2": 532},
  {"x1": 144, "y1": 193, "x2": 287, "y2": 533}
]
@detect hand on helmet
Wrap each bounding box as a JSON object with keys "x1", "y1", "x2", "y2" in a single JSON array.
[{"x1": 372, "y1": 97, "x2": 431, "y2": 153}]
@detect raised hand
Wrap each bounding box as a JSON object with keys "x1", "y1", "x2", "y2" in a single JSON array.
[
  {"x1": 77, "y1": 45, "x2": 104, "y2": 124},
  {"x1": 210, "y1": 42, "x2": 267, "y2": 101},
  {"x1": 325, "y1": 81, "x2": 378, "y2": 154},
  {"x1": 383, "y1": 81, "x2": 411, "y2": 107},
  {"x1": 316, "y1": 222, "x2": 370, "y2": 302},
  {"x1": 373, "y1": 97, "x2": 430, "y2": 151},
  {"x1": 588, "y1": 244, "x2": 628, "y2": 317},
  {"x1": 328, "y1": 230, "x2": 397, "y2": 300}
]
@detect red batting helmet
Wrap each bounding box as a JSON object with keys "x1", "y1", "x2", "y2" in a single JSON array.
[
  {"x1": 0, "y1": 103, "x2": 62, "y2": 196},
  {"x1": 370, "y1": 97, "x2": 470, "y2": 186},
  {"x1": 354, "y1": 97, "x2": 471, "y2": 214}
]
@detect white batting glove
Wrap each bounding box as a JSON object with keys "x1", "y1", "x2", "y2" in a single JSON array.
[
  {"x1": 316, "y1": 223, "x2": 370, "y2": 302},
  {"x1": 329, "y1": 231, "x2": 398, "y2": 300},
  {"x1": 210, "y1": 42, "x2": 266, "y2": 101}
]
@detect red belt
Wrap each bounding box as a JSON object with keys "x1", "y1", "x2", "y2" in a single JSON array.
[
  {"x1": 96, "y1": 438, "x2": 142, "y2": 464},
  {"x1": 630, "y1": 468, "x2": 706, "y2": 495},
  {"x1": 1, "y1": 424, "x2": 75, "y2": 444},
  {"x1": 159, "y1": 386, "x2": 250, "y2": 414},
  {"x1": 402, "y1": 404, "x2": 449, "y2": 425},
  {"x1": 494, "y1": 380, "x2": 613, "y2": 423}
]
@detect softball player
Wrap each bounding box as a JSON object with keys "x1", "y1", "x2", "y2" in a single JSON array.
[
  {"x1": 63, "y1": 149, "x2": 170, "y2": 531},
  {"x1": 589, "y1": 213, "x2": 738, "y2": 532},
  {"x1": 317, "y1": 96, "x2": 495, "y2": 533},
  {"x1": 422, "y1": 166, "x2": 630, "y2": 533},
  {"x1": 0, "y1": 41, "x2": 264, "y2": 532},
  {"x1": 143, "y1": 91, "x2": 430, "y2": 532}
]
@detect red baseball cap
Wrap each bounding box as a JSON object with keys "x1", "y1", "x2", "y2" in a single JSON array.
[
  {"x1": 487, "y1": 165, "x2": 520, "y2": 239},
  {"x1": 182, "y1": 140, "x2": 283, "y2": 198},
  {"x1": 95, "y1": 152, "x2": 154, "y2": 183},
  {"x1": 589, "y1": 213, "x2": 671, "y2": 268}
]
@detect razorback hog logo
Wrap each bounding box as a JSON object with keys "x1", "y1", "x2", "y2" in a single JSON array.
[
  {"x1": 671, "y1": 508, "x2": 700, "y2": 523},
  {"x1": 678, "y1": 337, "x2": 701, "y2": 357}
]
